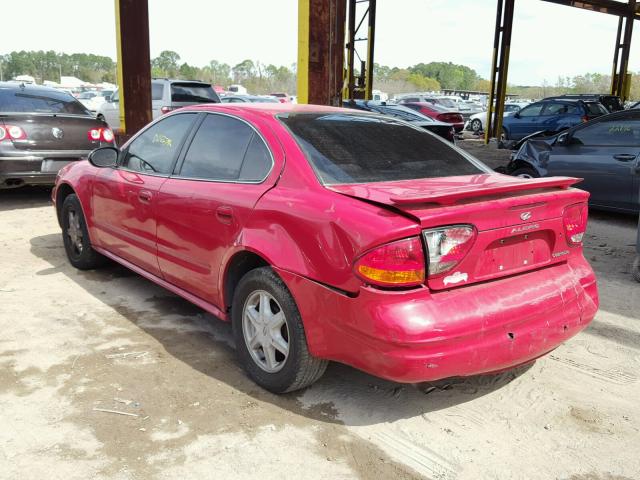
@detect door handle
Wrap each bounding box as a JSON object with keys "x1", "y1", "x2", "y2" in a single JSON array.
[
  {"x1": 138, "y1": 190, "x2": 153, "y2": 203},
  {"x1": 216, "y1": 206, "x2": 234, "y2": 225},
  {"x1": 613, "y1": 154, "x2": 636, "y2": 162}
]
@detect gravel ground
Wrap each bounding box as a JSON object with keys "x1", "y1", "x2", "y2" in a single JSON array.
[{"x1": 1, "y1": 151, "x2": 639, "y2": 480}]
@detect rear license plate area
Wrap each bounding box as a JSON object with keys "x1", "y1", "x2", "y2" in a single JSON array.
[{"x1": 476, "y1": 231, "x2": 553, "y2": 276}]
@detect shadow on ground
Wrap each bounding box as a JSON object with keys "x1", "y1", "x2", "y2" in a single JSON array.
[
  {"x1": 0, "y1": 186, "x2": 52, "y2": 212},
  {"x1": 30, "y1": 232, "x2": 532, "y2": 428}
]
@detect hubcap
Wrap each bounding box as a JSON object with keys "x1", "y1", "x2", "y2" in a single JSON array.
[
  {"x1": 517, "y1": 173, "x2": 534, "y2": 179},
  {"x1": 242, "y1": 290, "x2": 290, "y2": 373},
  {"x1": 67, "y1": 210, "x2": 83, "y2": 255},
  {"x1": 471, "y1": 119, "x2": 481, "y2": 132}
]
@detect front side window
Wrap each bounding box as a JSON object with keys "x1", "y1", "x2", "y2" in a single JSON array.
[
  {"x1": 179, "y1": 114, "x2": 272, "y2": 182},
  {"x1": 571, "y1": 116, "x2": 640, "y2": 145},
  {"x1": 279, "y1": 113, "x2": 486, "y2": 185},
  {"x1": 123, "y1": 113, "x2": 196, "y2": 174},
  {"x1": 518, "y1": 103, "x2": 545, "y2": 117}
]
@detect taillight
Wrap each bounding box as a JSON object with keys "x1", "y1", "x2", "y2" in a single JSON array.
[
  {"x1": 160, "y1": 106, "x2": 173, "y2": 114},
  {"x1": 0, "y1": 124, "x2": 27, "y2": 141},
  {"x1": 354, "y1": 237, "x2": 425, "y2": 287},
  {"x1": 423, "y1": 225, "x2": 476, "y2": 276},
  {"x1": 563, "y1": 203, "x2": 588, "y2": 245},
  {"x1": 88, "y1": 128, "x2": 115, "y2": 143}
]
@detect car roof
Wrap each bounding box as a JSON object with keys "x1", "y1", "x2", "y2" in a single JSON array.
[
  {"x1": 179, "y1": 103, "x2": 356, "y2": 117},
  {"x1": 0, "y1": 82, "x2": 68, "y2": 94}
]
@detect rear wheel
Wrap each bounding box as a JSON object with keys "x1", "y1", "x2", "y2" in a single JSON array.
[
  {"x1": 61, "y1": 194, "x2": 107, "y2": 270},
  {"x1": 501, "y1": 127, "x2": 510, "y2": 141},
  {"x1": 232, "y1": 267, "x2": 328, "y2": 393},
  {"x1": 511, "y1": 167, "x2": 539, "y2": 179},
  {"x1": 470, "y1": 118, "x2": 483, "y2": 133}
]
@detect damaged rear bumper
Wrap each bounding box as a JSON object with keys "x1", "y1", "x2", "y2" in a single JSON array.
[{"x1": 276, "y1": 257, "x2": 598, "y2": 383}]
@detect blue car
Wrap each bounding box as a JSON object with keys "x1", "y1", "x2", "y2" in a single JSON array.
[{"x1": 502, "y1": 99, "x2": 607, "y2": 141}]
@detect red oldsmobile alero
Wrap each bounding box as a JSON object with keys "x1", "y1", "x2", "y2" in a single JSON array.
[{"x1": 52, "y1": 103, "x2": 598, "y2": 393}]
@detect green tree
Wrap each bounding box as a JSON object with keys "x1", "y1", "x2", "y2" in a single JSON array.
[{"x1": 152, "y1": 50, "x2": 181, "y2": 78}]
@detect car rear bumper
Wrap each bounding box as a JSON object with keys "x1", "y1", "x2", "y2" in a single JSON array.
[
  {"x1": 276, "y1": 256, "x2": 598, "y2": 383},
  {"x1": 0, "y1": 150, "x2": 89, "y2": 188}
]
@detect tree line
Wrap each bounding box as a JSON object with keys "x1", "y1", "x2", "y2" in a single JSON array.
[{"x1": 2, "y1": 50, "x2": 640, "y2": 100}]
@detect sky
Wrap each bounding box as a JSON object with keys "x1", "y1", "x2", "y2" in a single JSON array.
[{"x1": 1, "y1": 0, "x2": 638, "y2": 86}]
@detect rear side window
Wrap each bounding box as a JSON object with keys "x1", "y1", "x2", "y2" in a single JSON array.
[
  {"x1": 170, "y1": 83, "x2": 220, "y2": 103},
  {"x1": 279, "y1": 113, "x2": 485, "y2": 185},
  {"x1": 179, "y1": 114, "x2": 271, "y2": 182},
  {"x1": 543, "y1": 103, "x2": 578, "y2": 115},
  {"x1": 123, "y1": 113, "x2": 196, "y2": 174},
  {"x1": 0, "y1": 88, "x2": 90, "y2": 115},
  {"x1": 585, "y1": 102, "x2": 608, "y2": 115},
  {"x1": 152, "y1": 83, "x2": 164, "y2": 100}
]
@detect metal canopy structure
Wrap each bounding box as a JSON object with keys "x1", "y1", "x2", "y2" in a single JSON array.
[{"x1": 484, "y1": 0, "x2": 638, "y2": 142}]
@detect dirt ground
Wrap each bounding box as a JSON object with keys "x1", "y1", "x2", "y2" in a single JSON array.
[{"x1": 1, "y1": 141, "x2": 639, "y2": 480}]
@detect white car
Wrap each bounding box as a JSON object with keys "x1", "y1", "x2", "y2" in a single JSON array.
[{"x1": 467, "y1": 102, "x2": 530, "y2": 133}]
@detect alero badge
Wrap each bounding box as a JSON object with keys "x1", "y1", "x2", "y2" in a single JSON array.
[
  {"x1": 520, "y1": 211, "x2": 532, "y2": 221},
  {"x1": 52, "y1": 127, "x2": 64, "y2": 139}
]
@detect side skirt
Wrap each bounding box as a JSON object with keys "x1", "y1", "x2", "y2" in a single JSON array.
[{"x1": 94, "y1": 246, "x2": 229, "y2": 322}]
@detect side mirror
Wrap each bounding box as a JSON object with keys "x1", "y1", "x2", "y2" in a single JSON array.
[
  {"x1": 88, "y1": 147, "x2": 119, "y2": 168},
  {"x1": 513, "y1": 112, "x2": 520, "y2": 119},
  {"x1": 105, "y1": 95, "x2": 112, "y2": 103}
]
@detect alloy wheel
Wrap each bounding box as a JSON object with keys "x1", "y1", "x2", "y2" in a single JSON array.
[
  {"x1": 67, "y1": 210, "x2": 84, "y2": 256},
  {"x1": 242, "y1": 290, "x2": 290, "y2": 373}
]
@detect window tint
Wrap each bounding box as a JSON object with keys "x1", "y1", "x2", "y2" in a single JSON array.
[
  {"x1": 179, "y1": 114, "x2": 271, "y2": 181},
  {"x1": 170, "y1": 83, "x2": 220, "y2": 103},
  {"x1": 572, "y1": 118, "x2": 640, "y2": 145},
  {"x1": 586, "y1": 102, "x2": 608, "y2": 115},
  {"x1": 279, "y1": 113, "x2": 485, "y2": 184},
  {"x1": 518, "y1": 103, "x2": 544, "y2": 117},
  {"x1": 123, "y1": 113, "x2": 196, "y2": 174},
  {"x1": 543, "y1": 103, "x2": 578, "y2": 115},
  {"x1": 0, "y1": 87, "x2": 90, "y2": 115},
  {"x1": 152, "y1": 83, "x2": 164, "y2": 100},
  {"x1": 112, "y1": 90, "x2": 119, "y2": 102}
]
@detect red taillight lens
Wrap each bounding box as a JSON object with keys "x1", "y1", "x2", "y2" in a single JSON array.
[
  {"x1": 0, "y1": 124, "x2": 27, "y2": 141},
  {"x1": 563, "y1": 203, "x2": 588, "y2": 245},
  {"x1": 423, "y1": 225, "x2": 476, "y2": 276},
  {"x1": 354, "y1": 237, "x2": 425, "y2": 287},
  {"x1": 88, "y1": 128, "x2": 114, "y2": 143},
  {"x1": 160, "y1": 106, "x2": 173, "y2": 114}
]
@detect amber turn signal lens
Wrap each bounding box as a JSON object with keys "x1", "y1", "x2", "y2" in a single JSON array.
[{"x1": 354, "y1": 237, "x2": 425, "y2": 287}]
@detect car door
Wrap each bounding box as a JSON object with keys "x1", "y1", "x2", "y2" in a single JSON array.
[
  {"x1": 545, "y1": 113, "x2": 639, "y2": 211},
  {"x1": 509, "y1": 102, "x2": 546, "y2": 139},
  {"x1": 91, "y1": 113, "x2": 198, "y2": 275},
  {"x1": 156, "y1": 112, "x2": 280, "y2": 306}
]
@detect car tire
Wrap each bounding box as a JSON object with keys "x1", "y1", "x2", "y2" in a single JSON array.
[
  {"x1": 232, "y1": 267, "x2": 328, "y2": 393},
  {"x1": 633, "y1": 256, "x2": 640, "y2": 283},
  {"x1": 470, "y1": 118, "x2": 483, "y2": 133},
  {"x1": 61, "y1": 194, "x2": 108, "y2": 270},
  {"x1": 511, "y1": 167, "x2": 539, "y2": 179},
  {"x1": 501, "y1": 127, "x2": 510, "y2": 141}
]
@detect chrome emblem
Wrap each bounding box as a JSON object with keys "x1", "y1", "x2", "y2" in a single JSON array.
[
  {"x1": 52, "y1": 127, "x2": 64, "y2": 139},
  {"x1": 520, "y1": 211, "x2": 532, "y2": 221}
]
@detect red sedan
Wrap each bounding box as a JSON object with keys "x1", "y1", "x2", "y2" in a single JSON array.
[
  {"x1": 52, "y1": 103, "x2": 598, "y2": 393},
  {"x1": 402, "y1": 101, "x2": 465, "y2": 132}
]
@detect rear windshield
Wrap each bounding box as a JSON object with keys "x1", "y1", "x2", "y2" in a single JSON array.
[
  {"x1": 0, "y1": 87, "x2": 91, "y2": 115},
  {"x1": 586, "y1": 102, "x2": 608, "y2": 115},
  {"x1": 170, "y1": 83, "x2": 220, "y2": 103},
  {"x1": 279, "y1": 113, "x2": 485, "y2": 185},
  {"x1": 367, "y1": 105, "x2": 433, "y2": 123},
  {"x1": 434, "y1": 98, "x2": 456, "y2": 108}
]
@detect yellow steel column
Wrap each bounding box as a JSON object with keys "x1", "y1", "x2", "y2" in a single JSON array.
[
  {"x1": 114, "y1": 0, "x2": 126, "y2": 133},
  {"x1": 297, "y1": 0, "x2": 310, "y2": 104}
]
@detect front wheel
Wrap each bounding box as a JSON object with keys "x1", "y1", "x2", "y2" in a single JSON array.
[
  {"x1": 511, "y1": 166, "x2": 539, "y2": 179},
  {"x1": 232, "y1": 267, "x2": 328, "y2": 393},
  {"x1": 470, "y1": 118, "x2": 483, "y2": 133},
  {"x1": 61, "y1": 194, "x2": 108, "y2": 270}
]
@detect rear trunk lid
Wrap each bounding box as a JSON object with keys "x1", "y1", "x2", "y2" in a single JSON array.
[
  {"x1": 328, "y1": 173, "x2": 588, "y2": 290},
  {"x1": 1, "y1": 113, "x2": 104, "y2": 151}
]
